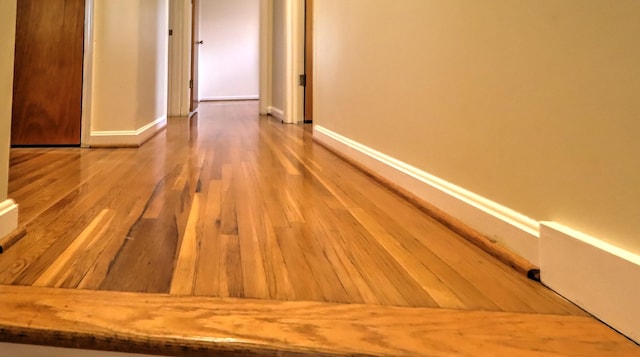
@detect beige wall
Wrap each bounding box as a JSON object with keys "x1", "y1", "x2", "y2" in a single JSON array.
[
  {"x1": 90, "y1": 0, "x2": 169, "y2": 132},
  {"x1": 314, "y1": 0, "x2": 640, "y2": 255},
  {"x1": 0, "y1": 0, "x2": 17, "y2": 202},
  {"x1": 271, "y1": 0, "x2": 286, "y2": 112}
]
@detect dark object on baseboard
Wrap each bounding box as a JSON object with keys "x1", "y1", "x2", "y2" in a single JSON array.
[{"x1": 527, "y1": 269, "x2": 541, "y2": 282}]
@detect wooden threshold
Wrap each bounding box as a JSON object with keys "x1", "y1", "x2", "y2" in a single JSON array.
[{"x1": 0, "y1": 285, "x2": 636, "y2": 356}]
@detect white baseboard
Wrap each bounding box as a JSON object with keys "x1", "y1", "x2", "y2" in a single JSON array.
[
  {"x1": 312, "y1": 124, "x2": 640, "y2": 343},
  {"x1": 540, "y1": 222, "x2": 640, "y2": 343},
  {"x1": 88, "y1": 116, "x2": 167, "y2": 147},
  {"x1": 0, "y1": 199, "x2": 19, "y2": 239},
  {"x1": 200, "y1": 95, "x2": 259, "y2": 102},
  {"x1": 268, "y1": 106, "x2": 285, "y2": 122},
  {"x1": 312, "y1": 125, "x2": 540, "y2": 264}
]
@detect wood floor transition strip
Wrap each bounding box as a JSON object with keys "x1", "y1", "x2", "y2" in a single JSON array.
[{"x1": 0, "y1": 285, "x2": 636, "y2": 356}]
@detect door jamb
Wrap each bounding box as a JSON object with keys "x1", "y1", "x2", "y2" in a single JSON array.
[
  {"x1": 258, "y1": 0, "x2": 304, "y2": 124},
  {"x1": 259, "y1": 0, "x2": 273, "y2": 115},
  {"x1": 285, "y1": 0, "x2": 305, "y2": 124},
  {"x1": 80, "y1": 0, "x2": 95, "y2": 147}
]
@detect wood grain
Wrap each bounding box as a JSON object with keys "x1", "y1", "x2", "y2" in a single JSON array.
[
  {"x1": 0, "y1": 285, "x2": 636, "y2": 357},
  {"x1": 2, "y1": 101, "x2": 635, "y2": 354},
  {"x1": 4, "y1": 101, "x2": 584, "y2": 315},
  {"x1": 313, "y1": 135, "x2": 539, "y2": 277},
  {"x1": 11, "y1": 0, "x2": 85, "y2": 145},
  {"x1": 33, "y1": 209, "x2": 114, "y2": 287},
  {"x1": 0, "y1": 227, "x2": 27, "y2": 254}
]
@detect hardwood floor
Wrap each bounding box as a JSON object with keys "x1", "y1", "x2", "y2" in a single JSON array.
[{"x1": 1, "y1": 101, "x2": 637, "y2": 355}]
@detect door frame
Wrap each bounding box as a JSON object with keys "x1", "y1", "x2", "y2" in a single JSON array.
[
  {"x1": 167, "y1": 0, "x2": 192, "y2": 117},
  {"x1": 81, "y1": 0, "x2": 309, "y2": 145},
  {"x1": 303, "y1": 0, "x2": 313, "y2": 123},
  {"x1": 258, "y1": 0, "x2": 273, "y2": 115},
  {"x1": 80, "y1": 0, "x2": 94, "y2": 147},
  {"x1": 259, "y1": 0, "x2": 304, "y2": 124}
]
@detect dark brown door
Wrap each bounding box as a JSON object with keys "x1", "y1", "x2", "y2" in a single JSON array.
[
  {"x1": 190, "y1": 0, "x2": 201, "y2": 113},
  {"x1": 304, "y1": 0, "x2": 313, "y2": 123},
  {"x1": 11, "y1": 0, "x2": 85, "y2": 146}
]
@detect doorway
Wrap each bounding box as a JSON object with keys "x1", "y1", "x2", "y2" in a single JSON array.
[{"x1": 11, "y1": 0, "x2": 85, "y2": 146}]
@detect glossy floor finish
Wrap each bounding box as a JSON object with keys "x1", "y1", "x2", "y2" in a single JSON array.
[{"x1": 1, "y1": 101, "x2": 637, "y2": 355}]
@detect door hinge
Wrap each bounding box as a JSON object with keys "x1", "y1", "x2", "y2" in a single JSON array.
[
  {"x1": 169, "y1": 29, "x2": 173, "y2": 36},
  {"x1": 189, "y1": 79, "x2": 193, "y2": 89},
  {"x1": 299, "y1": 74, "x2": 306, "y2": 87}
]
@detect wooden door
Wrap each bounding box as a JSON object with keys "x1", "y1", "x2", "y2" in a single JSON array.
[
  {"x1": 190, "y1": 0, "x2": 201, "y2": 113},
  {"x1": 11, "y1": 0, "x2": 85, "y2": 146},
  {"x1": 304, "y1": 0, "x2": 313, "y2": 123}
]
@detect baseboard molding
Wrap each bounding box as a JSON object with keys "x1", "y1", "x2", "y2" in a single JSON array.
[
  {"x1": 88, "y1": 116, "x2": 167, "y2": 148},
  {"x1": 200, "y1": 95, "x2": 259, "y2": 102},
  {"x1": 0, "y1": 199, "x2": 19, "y2": 239},
  {"x1": 312, "y1": 125, "x2": 540, "y2": 265},
  {"x1": 268, "y1": 106, "x2": 285, "y2": 122},
  {"x1": 540, "y1": 222, "x2": 640, "y2": 343},
  {"x1": 312, "y1": 125, "x2": 640, "y2": 343}
]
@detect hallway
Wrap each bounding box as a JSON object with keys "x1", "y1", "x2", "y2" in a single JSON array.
[{"x1": 0, "y1": 102, "x2": 637, "y2": 355}]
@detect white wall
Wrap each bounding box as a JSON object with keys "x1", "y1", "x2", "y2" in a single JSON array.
[
  {"x1": 0, "y1": 0, "x2": 18, "y2": 238},
  {"x1": 199, "y1": 0, "x2": 260, "y2": 101},
  {"x1": 87, "y1": 0, "x2": 169, "y2": 146}
]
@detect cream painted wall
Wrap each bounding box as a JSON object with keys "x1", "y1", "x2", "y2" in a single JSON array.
[
  {"x1": 90, "y1": 0, "x2": 168, "y2": 132},
  {"x1": 314, "y1": 0, "x2": 640, "y2": 255},
  {"x1": 199, "y1": 0, "x2": 260, "y2": 100},
  {"x1": 0, "y1": 0, "x2": 17, "y2": 202},
  {"x1": 137, "y1": 0, "x2": 169, "y2": 129},
  {"x1": 271, "y1": 0, "x2": 286, "y2": 112}
]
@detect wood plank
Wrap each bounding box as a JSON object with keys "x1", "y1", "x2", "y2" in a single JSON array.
[
  {"x1": 234, "y1": 163, "x2": 269, "y2": 299},
  {"x1": 241, "y1": 162, "x2": 296, "y2": 301},
  {"x1": 193, "y1": 180, "x2": 223, "y2": 296},
  {"x1": 99, "y1": 168, "x2": 187, "y2": 293},
  {"x1": 170, "y1": 194, "x2": 201, "y2": 295},
  {"x1": 0, "y1": 285, "x2": 636, "y2": 357},
  {"x1": 33, "y1": 209, "x2": 114, "y2": 287},
  {"x1": 0, "y1": 228, "x2": 27, "y2": 254},
  {"x1": 274, "y1": 226, "x2": 325, "y2": 301},
  {"x1": 221, "y1": 234, "x2": 244, "y2": 298}
]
